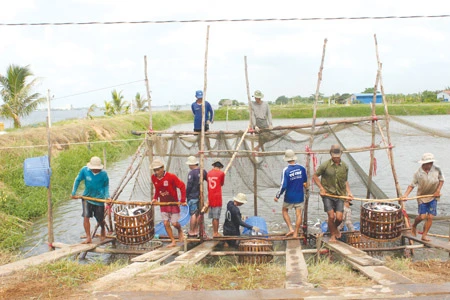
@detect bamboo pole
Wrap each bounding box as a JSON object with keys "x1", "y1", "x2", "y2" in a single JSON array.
[
  {"x1": 304, "y1": 38, "x2": 328, "y2": 234},
  {"x1": 223, "y1": 128, "x2": 249, "y2": 175},
  {"x1": 46, "y1": 116, "x2": 54, "y2": 251},
  {"x1": 198, "y1": 25, "x2": 210, "y2": 240},
  {"x1": 134, "y1": 116, "x2": 385, "y2": 135},
  {"x1": 77, "y1": 196, "x2": 181, "y2": 206},
  {"x1": 366, "y1": 70, "x2": 380, "y2": 199},
  {"x1": 144, "y1": 55, "x2": 153, "y2": 131},
  {"x1": 243, "y1": 56, "x2": 258, "y2": 216},
  {"x1": 323, "y1": 192, "x2": 435, "y2": 202}
]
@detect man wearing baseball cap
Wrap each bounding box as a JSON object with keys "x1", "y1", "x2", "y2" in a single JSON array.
[
  {"x1": 313, "y1": 144, "x2": 353, "y2": 242},
  {"x1": 402, "y1": 153, "x2": 444, "y2": 241},
  {"x1": 191, "y1": 90, "x2": 214, "y2": 132},
  {"x1": 151, "y1": 158, "x2": 187, "y2": 247}
]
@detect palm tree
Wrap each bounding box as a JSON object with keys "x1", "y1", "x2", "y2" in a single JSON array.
[
  {"x1": 0, "y1": 64, "x2": 45, "y2": 128},
  {"x1": 86, "y1": 104, "x2": 97, "y2": 119},
  {"x1": 111, "y1": 89, "x2": 128, "y2": 114},
  {"x1": 134, "y1": 92, "x2": 148, "y2": 111}
]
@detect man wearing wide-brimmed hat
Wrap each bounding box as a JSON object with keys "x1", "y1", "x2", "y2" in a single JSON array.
[
  {"x1": 402, "y1": 153, "x2": 445, "y2": 241},
  {"x1": 274, "y1": 149, "x2": 308, "y2": 238},
  {"x1": 313, "y1": 144, "x2": 353, "y2": 242},
  {"x1": 223, "y1": 193, "x2": 260, "y2": 247},
  {"x1": 71, "y1": 156, "x2": 110, "y2": 244},
  {"x1": 185, "y1": 156, "x2": 207, "y2": 237},
  {"x1": 151, "y1": 158, "x2": 187, "y2": 247},
  {"x1": 250, "y1": 89, "x2": 273, "y2": 132},
  {"x1": 206, "y1": 160, "x2": 225, "y2": 237}
]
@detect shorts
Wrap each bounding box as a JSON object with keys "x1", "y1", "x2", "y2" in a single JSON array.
[
  {"x1": 194, "y1": 124, "x2": 209, "y2": 132},
  {"x1": 322, "y1": 196, "x2": 344, "y2": 213},
  {"x1": 82, "y1": 200, "x2": 105, "y2": 224},
  {"x1": 161, "y1": 212, "x2": 180, "y2": 223},
  {"x1": 418, "y1": 199, "x2": 437, "y2": 216},
  {"x1": 208, "y1": 206, "x2": 222, "y2": 219},
  {"x1": 188, "y1": 199, "x2": 199, "y2": 216},
  {"x1": 282, "y1": 202, "x2": 304, "y2": 210}
]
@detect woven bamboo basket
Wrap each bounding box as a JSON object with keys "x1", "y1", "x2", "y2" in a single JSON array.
[
  {"x1": 360, "y1": 202, "x2": 403, "y2": 240},
  {"x1": 114, "y1": 204, "x2": 154, "y2": 245},
  {"x1": 238, "y1": 239, "x2": 273, "y2": 264}
]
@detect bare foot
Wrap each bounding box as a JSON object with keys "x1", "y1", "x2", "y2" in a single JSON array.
[
  {"x1": 81, "y1": 239, "x2": 92, "y2": 244},
  {"x1": 329, "y1": 237, "x2": 337, "y2": 243},
  {"x1": 178, "y1": 231, "x2": 184, "y2": 242},
  {"x1": 213, "y1": 233, "x2": 222, "y2": 238},
  {"x1": 100, "y1": 235, "x2": 106, "y2": 241},
  {"x1": 421, "y1": 236, "x2": 431, "y2": 242},
  {"x1": 167, "y1": 242, "x2": 177, "y2": 248},
  {"x1": 411, "y1": 225, "x2": 417, "y2": 236},
  {"x1": 285, "y1": 230, "x2": 294, "y2": 237},
  {"x1": 336, "y1": 231, "x2": 342, "y2": 239}
]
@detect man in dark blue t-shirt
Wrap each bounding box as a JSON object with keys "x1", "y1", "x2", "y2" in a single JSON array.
[
  {"x1": 191, "y1": 90, "x2": 214, "y2": 132},
  {"x1": 274, "y1": 149, "x2": 308, "y2": 238}
]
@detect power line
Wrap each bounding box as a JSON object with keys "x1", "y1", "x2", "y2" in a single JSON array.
[
  {"x1": 53, "y1": 79, "x2": 144, "y2": 101},
  {"x1": 1, "y1": 14, "x2": 450, "y2": 27}
]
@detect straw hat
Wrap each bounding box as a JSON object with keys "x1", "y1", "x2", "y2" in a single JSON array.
[
  {"x1": 186, "y1": 156, "x2": 199, "y2": 165},
  {"x1": 253, "y1": 90, "x2": 264, "y2": 99},
  {"x1": 151, "y1": 159, "x2": 164, "y2": 169},
  {"x1": 233, "y1": 193, "x2": 247, "y2": 204},
  {"x1": 283, "y1": 149, "x2": 297, "y2": 162},
  {"x1": 330, "y1": 144, "x2": 343, "y2": 158},
  {"x1": 418, "y1": 153, "x2": 436, "y2": 164},
  {"x1": 87, "y1": 156, "x2": 103, "y2": 169},
  {"x1": 212, "y1": 160, "x2": 224, "y2": 168}
]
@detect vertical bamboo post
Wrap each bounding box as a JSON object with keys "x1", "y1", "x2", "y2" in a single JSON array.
[
  {"x1": 144, "y1": 56, "x2": 153, "y2": 131},
  {"x1": 244, "y1": 56, "x2": 258, "y2": 216},
  {"x1": 46, "y1": 116, "x2": 54, "y2": 251},
  {"x1": 199, "y1": 25, "x2": 210, "y2": 239},
  {"x1": 366, "y1": 70, "x2": 380, "y2": 199},
  {"x1": 304, "y1": 38, "x2": 327, "y2": 233}
]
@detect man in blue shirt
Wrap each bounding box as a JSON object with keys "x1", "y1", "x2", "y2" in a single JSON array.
[
  {"x1": 71, "y1": 156, "x2": 110, "y2": 244},
  {"x1": 274, "y1": 149, "x2": 308, "y2": 238},
  {"x1": 185, "y1": 155, "x2": 207, "y2": 237},
  {"x1": 191, "y1": 90, "x2": 214, "y2": 132}
]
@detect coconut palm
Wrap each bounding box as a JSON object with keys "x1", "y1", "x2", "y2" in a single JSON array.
[
  {"x1": 0, "y1": 64, "x2": 45, "y2": 128},
  {"x1": 111, "y1": 89, "x2": 128, "y2": 114},
  {"x1": 134, "y1": 92, "x2": 148, "y2": 111},
  {"x1": 86, "y1": 103, "x2": 97, "y2": 120}
]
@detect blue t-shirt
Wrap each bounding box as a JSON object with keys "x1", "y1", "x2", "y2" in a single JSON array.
[
  {"x1": 275, "y1": 163, "x2": 307, "y2": 204},
  {"x1": 186, "y1": 167, "x2": 207, "y2": 200},
  {"x1": 71, "y1": 166, "x2": 110, "y2": 206},
  {"x1": 191, "y1": 101, "x2": 214, "y2": 130}
]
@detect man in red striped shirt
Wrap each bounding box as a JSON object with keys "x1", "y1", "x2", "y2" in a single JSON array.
[
  {"x1": 151, "y1": 159, "x2": 187, "y2": 247},
  {"x1": 206, "y1": 160, "x2": 225, "y2": 237}
]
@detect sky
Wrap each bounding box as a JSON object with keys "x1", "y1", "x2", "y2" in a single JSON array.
[{"x1": 0, "y1": 0, "x2": 449, "y2": 108}]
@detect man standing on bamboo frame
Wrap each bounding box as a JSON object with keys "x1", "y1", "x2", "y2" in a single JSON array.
[{"x1": 313, "y1": 144, "x2": 353, "y2": 242}]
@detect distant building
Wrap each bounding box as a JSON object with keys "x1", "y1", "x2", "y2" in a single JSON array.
[
  {"x1": 437, "y1": 90, "x2": 450, "y2": 102},
  {"x1": 350, "y1": 93, "x2": 382, "y2": 104}
]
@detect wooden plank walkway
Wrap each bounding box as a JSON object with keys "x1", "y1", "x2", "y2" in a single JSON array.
[
  {"x1": 284, "y1": 240, "x2": 312, "y2": 288},
  {"x1": 322, "y1": 237, "x2": 414, "y2": 285},
  {"x1": 0, "y1": 239, "x2": 113, "y2": 277},
  {"x1": 322, "y1": 237, "x2": 384, "y2": 266},
  {"x1": 131, "y1": 246, "x2": 181, "y2": 262},
  {"x1": 403, "y1": 233, "x2": 450, "y2": 252}
]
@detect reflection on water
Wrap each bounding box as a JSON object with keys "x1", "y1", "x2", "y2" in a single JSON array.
[{"x1": 21, "y1": 116, "x2": 450, "y2": 260}]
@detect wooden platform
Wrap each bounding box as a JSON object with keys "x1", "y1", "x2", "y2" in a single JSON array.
[
  {"x1": 284, "y1": 240, "x2": 312, "y2": 288},
  {"x1": 322, "y1": 237, "x2": 414, "y2": 285},
  {"x1": 0, "y1": 239, "x2": 113, "y2": 277},
  {"x1": 403, "y1": 233, "x2": 450, "y2": 252}
]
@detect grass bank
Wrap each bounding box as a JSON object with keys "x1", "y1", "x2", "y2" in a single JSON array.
[{"x1": 0, "y1": 111, "x2": 191, "y2": 251}]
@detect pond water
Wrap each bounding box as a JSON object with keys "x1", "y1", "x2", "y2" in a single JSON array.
[{"x1": 21, "y1": 115, "x2": 450, "y2": 260}]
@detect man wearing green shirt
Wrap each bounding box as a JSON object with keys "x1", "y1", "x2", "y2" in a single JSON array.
[{"x1": 313, "y1": 144, "x2": 353, "y2": 242}]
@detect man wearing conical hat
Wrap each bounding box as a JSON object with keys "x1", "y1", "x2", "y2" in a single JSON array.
[{"x1": 402, "y1": 153, "x2": 444, "y2": 242}]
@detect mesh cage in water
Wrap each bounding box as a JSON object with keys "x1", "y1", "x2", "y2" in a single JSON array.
[
  {"x1": 360, "y1": 202, "x2": 403, "y2": 240},
  {"x1": 114, "y1": 204, "x2": 154, "y2": 245},
  {"x1": 238, "y1": 239, "x2": 273, "y2": 264}
]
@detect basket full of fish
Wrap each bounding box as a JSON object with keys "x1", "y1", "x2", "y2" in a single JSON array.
[
  {"x1": 360, "y1": 202, "x2": 404, "y2": 241},
  {"x1": 114, "y1": 204, "x2": 154, "y2": 245}
]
